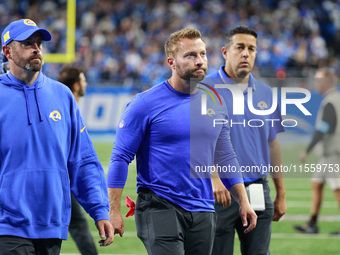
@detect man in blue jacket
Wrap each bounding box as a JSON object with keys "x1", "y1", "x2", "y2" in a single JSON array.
[
  {"x1": 0, "y1": 19, "x2": 113, "y2": 254},
  {"x1": 107, "y1": 28, "x2": 257, "y2": 255}
]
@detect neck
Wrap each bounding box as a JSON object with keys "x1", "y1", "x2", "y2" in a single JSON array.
[
  {"x1": 223, "y1": 66, "x2": 249, "y2": 84},
  {"x1": 10, "y1": 66, "x2": 40, "y2": 86},
  {"x1": 323, "y1": 86, "x2": 335, "y2": 96},
  {"x1": 73, "y1": 92, "x2": 80, "y2": 102},
  {"x1": 168, "y1": 75, "x2": 198, "y2": 94}
]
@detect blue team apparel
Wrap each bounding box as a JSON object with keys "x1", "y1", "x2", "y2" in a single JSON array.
[
  {"x1": 2, "y1": 19, "x2": 52, "y2": 46},
  {"x1": 107, "y1": 81, "x2": 243, "y2": 212},
  {"x1": 206, "y1": 66, "x2": 284, "y2": 182},
  {"x1": 0, "y1": 72, "x2": 109, "y2": 239}
]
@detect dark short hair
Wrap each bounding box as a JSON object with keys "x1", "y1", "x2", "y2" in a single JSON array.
[
  {"x1": 225, "y1": 26, "x2": 257, "y2": 48},
  {"x1": 57, "y1": 66, "x2": 84, "y2": 92}
]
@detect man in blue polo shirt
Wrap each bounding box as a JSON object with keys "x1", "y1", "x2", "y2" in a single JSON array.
[
  {"x1": 206, "y1": 26, "x2": 287, "y2": 255},
  {"x1": 107, "y1": 28, "x2": 257, "y2": 255}
]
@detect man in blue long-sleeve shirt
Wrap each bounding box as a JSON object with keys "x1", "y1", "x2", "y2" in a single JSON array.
[{"x1": 107, "y1": 28, "x2": 257, "y2": 255}]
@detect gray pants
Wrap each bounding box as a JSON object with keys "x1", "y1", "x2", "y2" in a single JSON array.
[
  {"x1": 0, "y1": 236, "x2": 61, "y2": 255},
  {"x1": 135, "y1": 188, "x2": 216, "y2": 255},
  {"x1": 69, "y1": 193, "x2": 98, "y2": 255},
  {"x1": 212, "y1": 179, "x2": 274, "y2": 255}
]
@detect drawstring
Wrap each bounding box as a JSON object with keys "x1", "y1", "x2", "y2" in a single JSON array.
[
  {"x1": 22, "y1": 85, "x2": 43, "y2": 125},
  {"x1": 23, "y1": 86, "x2": 32, "y2": 125},
  {"x1": 34, "y1": 86, "x2": 43, "y2": 122}
]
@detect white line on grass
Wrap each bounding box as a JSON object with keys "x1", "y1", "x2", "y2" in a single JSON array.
[
  {"x1": 271, "y1": 233, "x2": 340, "y2": 239},
  {"x1": 287, "y1": 201, "x2": 337, "y2": 208},
  {"x1": 281, "y1": 214, "x2": 340, "y2": 221}
]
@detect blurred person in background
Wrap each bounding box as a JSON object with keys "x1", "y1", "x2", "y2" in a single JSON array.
[
  {"x1": 295, "y1": 67, "x2": 340, "y2": 235},
  {"x1": 58, "y1": 66, "x2": 98, "y2": 255}
]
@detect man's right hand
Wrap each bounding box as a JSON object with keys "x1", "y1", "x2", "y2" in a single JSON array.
[
  {"x1": 229, "y1": 183, "x2": 257, "y2": 233},
  {"x1": 211, "y1": 177, "x2": 231, "y2": 207},
  {"x1": 300, "y1": 151, "x2": 308, "y2": 163},
  {"x1": 109, "y1": 210, "x2": 125, "y2": 237},
  {"x1": 238, "y1": 201, "x2": 257, "y2": 233},
  {"x1": 108, "y1": 188, "x2": 125, "y2": 237}
]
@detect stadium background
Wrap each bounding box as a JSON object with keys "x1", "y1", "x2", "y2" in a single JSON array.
[{"x1": 1, "y1": 0, "x2": 340, "y2": 254}]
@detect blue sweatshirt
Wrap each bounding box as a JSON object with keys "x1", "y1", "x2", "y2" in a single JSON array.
[
  {"x1": 107, "y1": 81, "x2": 242, "y2": 212},
  {"x1": 0, "y1": 71, "x2": 109, "y2": 240}
]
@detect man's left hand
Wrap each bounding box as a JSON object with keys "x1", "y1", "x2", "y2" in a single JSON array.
[
  {"x1": 273, "y1": 196, "x2": 287, "y2": 221},
  {"x1": 96, "y1": 219, "x2": 114, "y2": 246}
]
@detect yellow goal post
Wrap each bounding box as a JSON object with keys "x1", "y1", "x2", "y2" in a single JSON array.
[{"x1": 44, "y1": 0, "x2": 75, "y2": 63}]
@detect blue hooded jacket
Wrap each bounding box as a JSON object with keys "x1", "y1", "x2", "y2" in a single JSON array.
[{"x1": 0, "y1": 71, "x2": 109, "y2": 239}]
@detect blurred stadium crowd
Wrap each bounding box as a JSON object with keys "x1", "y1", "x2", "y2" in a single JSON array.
[{"x1": 1, "y1": 0, "x2": 340, "y2": 88}]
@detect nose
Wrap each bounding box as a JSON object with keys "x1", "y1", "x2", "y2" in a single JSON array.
[
  {"x1": 32, "y1": 42, "x2": 41, "y2": 52},
  {"x1": 195, "y1": 55, "x2": 204, "y2": 67},
  {"x1": 242, "y1": 49, "x2": 250, "y2": 58}
]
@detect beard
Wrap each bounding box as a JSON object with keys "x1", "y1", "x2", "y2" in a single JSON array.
[
  {"x1": 12, "y1": 52, "x2": 42, "y2": 72},
  {"x1": 236, "y1": 69, "x2": 249, "y2": 79},
  {"x1": 175, "y1": 63, "x2": 207, "y2": 81},
  {"x1": 78, "y1": 86, "x2": 86, "y2": 97}
]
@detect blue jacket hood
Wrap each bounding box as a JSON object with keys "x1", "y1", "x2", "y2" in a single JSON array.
[{"x1": 0, "y1": 71, "x2": 45, "y2": 125}]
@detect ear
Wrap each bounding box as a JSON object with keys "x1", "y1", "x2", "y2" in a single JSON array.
[
  {"x1": 2, "y1": 45, "x2": 12, "y2": 60},
  {"x1": 221, "y1": 47, "x2": 228, "y2": 61},
  {"x1": 167, "y1": 57, "x2": 176, "y2": 70},
  {"x1": 73, "y1": 81, "x2": 80, "y2": 93}
]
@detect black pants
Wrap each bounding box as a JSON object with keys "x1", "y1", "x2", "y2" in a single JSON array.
[
  {"x1": 212, "y1": 178, "x2": 274, "y2": 255},
  {"x1": 0, "y1": 236, "x2": 61, "y2": 255},
  {"x1": 69, "y1": 193, "x2": 98, "y2": 255},
  {"x1": 135, "y1": 188, "x2": 216, "y2": 255}
]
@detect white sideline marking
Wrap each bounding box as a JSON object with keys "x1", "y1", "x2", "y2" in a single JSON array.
[
  {"x1": 271, "y1": 233, "x2": 340, "y2": 239},
  {"x1": 281, "y1": 214, "x2": 340, "y2": 221},
  {"x1": 287, "y1": 201, "x2": 338, "y2": 208}
]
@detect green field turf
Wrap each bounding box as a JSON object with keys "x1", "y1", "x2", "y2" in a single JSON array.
[{"x1": 60, "y1": 142, "x2": 340, "y2": 255}]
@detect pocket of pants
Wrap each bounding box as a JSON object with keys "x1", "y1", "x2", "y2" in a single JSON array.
[
  {"x1": 135, "y1": 193, "x2": 152, "y2": 212},
  {"x1": 149, "y1": 209, "x2": 180, "y2": 240}
]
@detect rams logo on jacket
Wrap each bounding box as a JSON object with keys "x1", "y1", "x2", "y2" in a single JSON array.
[
  {"x1": 257, "y1": 101, "x2": 268, "y2": 110},
  {"x1": 49, "y1": 110, "x2": 61, "y2": 121}
]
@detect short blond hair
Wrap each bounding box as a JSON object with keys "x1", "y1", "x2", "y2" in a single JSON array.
[{"x1": 164, "y1": 28, "x2": 205, "y2": 57}]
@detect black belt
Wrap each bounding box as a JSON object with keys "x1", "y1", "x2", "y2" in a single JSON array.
[
  {"x1": 244, "y1": 176, "x2": 267, "y2": 187},
  {"x1": 138, "y1": 187, "x2": 154, "y2": 194}
]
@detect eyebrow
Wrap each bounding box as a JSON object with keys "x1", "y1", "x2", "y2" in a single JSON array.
[
  {"x1": 22, "y1": 38, "x2": 42, "y2": 43},
  {"x1": 184, "y1": 50, "x2": 206, "y2": 55},
  {"x1": 235, "y1": 42, "x2": 256, "y2": 48}
]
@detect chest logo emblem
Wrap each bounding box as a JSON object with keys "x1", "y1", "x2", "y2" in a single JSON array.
[
  {"x1": 49, "y1": 110, "x2": 62, "y2": 121},
  {"x1": 257, "y1": 101, "x2": 268, "y2": 110}
]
